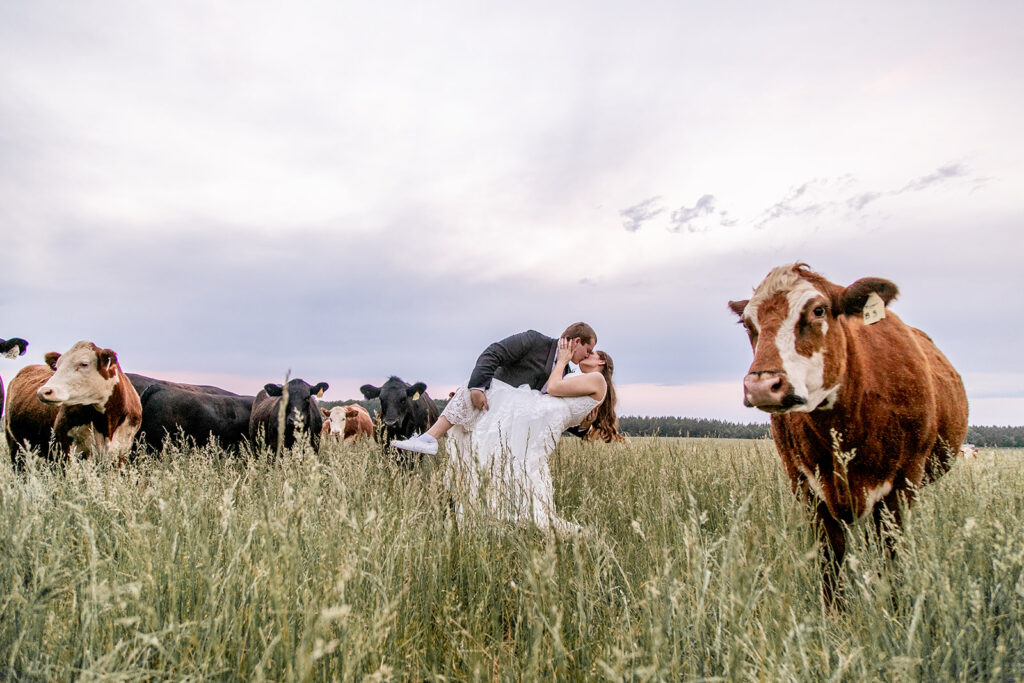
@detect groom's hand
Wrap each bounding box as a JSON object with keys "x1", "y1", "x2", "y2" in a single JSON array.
[{"x1": 470, "y1": 389, "x2": 489, "y2": 412}]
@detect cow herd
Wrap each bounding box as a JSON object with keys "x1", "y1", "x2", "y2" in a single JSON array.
[
  {"x1": 0, "y1": 263, "x2": 972, "y2": 606},
  {"x1": 0, "y1": 338, "x2": 439, "y2": 466}
]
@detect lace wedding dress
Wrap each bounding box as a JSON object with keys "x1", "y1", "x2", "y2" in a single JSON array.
[{"x1": 444, "y1": 379, "x2": 599, "y2": 532}]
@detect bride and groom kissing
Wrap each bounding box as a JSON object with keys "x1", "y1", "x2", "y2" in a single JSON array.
[{"x1": 393, "y1": 322, "x2": 619, "y2": 531}]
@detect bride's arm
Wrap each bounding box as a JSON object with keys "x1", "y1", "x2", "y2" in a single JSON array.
[{"x1": 546, "y1": 338, "x2": 605, "y2": 399}]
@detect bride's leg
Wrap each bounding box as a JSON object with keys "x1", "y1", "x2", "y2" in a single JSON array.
[{"x1": 426, "y1": 415, "x2": 452, "y2": 439}]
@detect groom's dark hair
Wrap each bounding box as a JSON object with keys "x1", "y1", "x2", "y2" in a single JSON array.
[{"x1": 562, "y1": 322, "x2": 596, "y2": 345}]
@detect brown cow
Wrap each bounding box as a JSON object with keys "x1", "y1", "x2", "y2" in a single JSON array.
[
  {"x1": 5, "y1": 341, "x2": 142, "y2": 467},
  {"x1": 728, "y1": 263, "x2": 968, "y2": 605},
  {"x1": 320, "y1": 404, "x2": 375, "y2": 448}
]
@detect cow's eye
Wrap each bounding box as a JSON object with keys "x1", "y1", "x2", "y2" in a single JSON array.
[
  {"x1": 812, "y1": 306, "x2": 825, "y2": 318},
  {"x1": 78, "y1": 361, "x2": 89, "y2": 368}
]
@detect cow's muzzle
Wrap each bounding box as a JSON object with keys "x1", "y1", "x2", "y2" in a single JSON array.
[
  {"x1": 37, "y1": 386, "x2": 66, "y2": 404},
  {"x1": 743, "y1": 372, "x2": 806, "y2": 413}
]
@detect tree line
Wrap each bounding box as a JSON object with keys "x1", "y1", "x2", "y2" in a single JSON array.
[{"x1": 322, "y1": 399, "x2": 1023, "y2": 446}]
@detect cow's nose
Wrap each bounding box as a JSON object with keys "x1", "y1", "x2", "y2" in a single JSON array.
[
  {"x1": 37, "y1": 386, "x2": 57, "y2": 402},
  {"x1": 743, "y1": 372, "x2": 788, "y2": 408}
]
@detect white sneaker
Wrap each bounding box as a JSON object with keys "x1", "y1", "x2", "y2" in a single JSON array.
[{"x1": 391, "y1": 434, "x2": 438, "y2": 456}]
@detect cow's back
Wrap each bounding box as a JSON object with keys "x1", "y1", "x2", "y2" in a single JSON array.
[
  {"x1": 4, "y1": 365, "x2": 59, "y2": 460},
  {"x1": 854, "y1": 314, "x2": 968, "y2": 481},
  {"x1": 908, "y1": 326, "x2": 968, "y2": 479}
]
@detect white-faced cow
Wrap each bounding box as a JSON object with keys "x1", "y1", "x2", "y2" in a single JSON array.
[
  {"x1": 729, "y1": 263, "x2": 968, "y2": 605},
  {"x1": 0, "y1": 337, "x2": 29, "y2": 421},
  {"x1": 360, "y1": 377, "x2": 439, "y2": 458},
  {"x1": 248, "y1": 378, "x2": 329, "y2": 453},
  {"x1": 319, "y1": 404, "x2": 375, "y2": 449},
  {"x1": 5, "y1": 341, "x2": 142, "y2": 467}
]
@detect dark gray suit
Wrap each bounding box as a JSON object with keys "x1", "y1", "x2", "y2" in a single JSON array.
[{"x1": 467, "y1": 329, "x2": 558, "y2": 391}]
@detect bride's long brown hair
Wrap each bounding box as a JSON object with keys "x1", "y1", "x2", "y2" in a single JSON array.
[{"x1": 581, "y1": 351, "x2": 626, "y2": 443}]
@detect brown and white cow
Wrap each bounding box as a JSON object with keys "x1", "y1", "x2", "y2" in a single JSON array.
[
  {"x1": 729, "y1": 263, "x2": 968, "y2": 605},
  {"x1": 4, "y1": 341, "x2": 142, "y2": 467},
  {"x1": 319, "y1": 404, "x2": 375, "y2": 449}
]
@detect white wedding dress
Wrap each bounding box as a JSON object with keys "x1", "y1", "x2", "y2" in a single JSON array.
[{"x1": 444, "y1": 379, "x2": 600, "y2": 532}]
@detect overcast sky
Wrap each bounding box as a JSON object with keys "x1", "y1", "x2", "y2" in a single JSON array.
[{"x1": 2, "y1": 1, "x2": 1022, "y2": 425}]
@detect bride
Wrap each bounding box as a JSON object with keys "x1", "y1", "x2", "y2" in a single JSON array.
[{"x1": 443, "y1": 338, "x2": 619, "y2": 532}]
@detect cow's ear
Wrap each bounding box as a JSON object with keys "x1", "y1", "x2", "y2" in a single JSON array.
[
  {"x1": 360, "y1": 384, "x2": 381, "y2": 399},
  {"x1": 96, "y1": 348, "x2": 118, "y2": 379},
  {"x1": 265, "y1": 383, "x2": 283, "y2": 396},
  {"x1": 321, "y1": 407, "x2": 331, "y2": 417},
  {"x1": 840, "y1": 278, "x2": 899, "y2": 315},
  {"x1": 407, "y1": 382, "x2": 427, "y2": 400},
  {"x1": 345, "y1": 406, "x2": 358, "y2": 415},
  {"x1": 44, "y1": 352, "x2": 61, "y2": 371},
  {"x1": 728, "y1": 300, "x2": 749, "y2": 319},
  {"x1": 312, "y1": 382, "x2": 329, "y2": 397}
]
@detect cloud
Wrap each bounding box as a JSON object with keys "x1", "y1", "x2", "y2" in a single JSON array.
[
  {"x1": 899, "y1": 163, "x2": 969, "y2": 193},
  {"x1": 620, "y1": 197, "x2": 664, "y2": 232},
  {"x1": 685, "y1": 163, "x2": 990, "y2": 232},
  {"x1": 755, "y1": 180, "x2": 835, "y2": 229},
  {"x1": 668, "y1": 194, "x2": 718, "y2": 233},
  {"x1": 846, "y1": 191, "x2": 883, "y2": 211}
]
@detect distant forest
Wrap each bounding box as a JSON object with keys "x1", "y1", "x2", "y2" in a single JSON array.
[{"x1": 322, "y1": 399, "x2": 1024, "y2": 447}]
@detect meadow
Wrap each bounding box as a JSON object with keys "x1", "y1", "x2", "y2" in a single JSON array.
[{"x1": 1, "y1": 436, "x2": 1022, "y2": 681}]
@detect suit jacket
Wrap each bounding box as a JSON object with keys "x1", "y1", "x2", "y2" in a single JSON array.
[{"x1": 467, "y1": 329, "x2": 559, "y2": 392}]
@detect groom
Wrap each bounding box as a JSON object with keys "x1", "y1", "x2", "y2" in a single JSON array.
[{"x1": 392, "y1": 322, "x2": 597, "y2": 456}]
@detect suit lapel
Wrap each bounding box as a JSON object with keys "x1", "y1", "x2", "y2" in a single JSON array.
[{"x1": 544, "y1": 339, "x2": 558, "y2": 376}]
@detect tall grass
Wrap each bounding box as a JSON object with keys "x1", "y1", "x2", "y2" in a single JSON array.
[{"x1": 1, "y1": 436, "x2": 1022, "y2": 680}]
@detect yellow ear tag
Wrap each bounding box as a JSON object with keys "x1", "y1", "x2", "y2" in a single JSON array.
[
  {"x1": 862, "y1": 291, "x2": 886, "y2": 325},
  {"x1": 316, "y1": 389, "x2": 324, "y2": 398},
  {"x1": 411, "y1": 392, "x2": 421, "y2": 401}
]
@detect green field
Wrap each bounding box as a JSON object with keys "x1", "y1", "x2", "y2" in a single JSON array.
[{"x1": 2, "y1": 437, "x2": 1022, "y2": 680}]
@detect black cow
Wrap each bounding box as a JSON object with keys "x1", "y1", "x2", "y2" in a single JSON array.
[
  {"x1": 1, "y1": 337, "x2": 29, "y2": 420},
  {"x1": 359, "y1": 377, "x2": 439, "y2": 453},
  {"x1": 249, "y1": 379, "x2": 329, "y2": 452},
  {"x1": 136, "y1": 384, "x2": 255, "y2": 452}
]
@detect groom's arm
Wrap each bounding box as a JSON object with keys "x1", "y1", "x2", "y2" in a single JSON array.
[{"x1": 467, "y1": 330, "x2": 547, "y2": 390}]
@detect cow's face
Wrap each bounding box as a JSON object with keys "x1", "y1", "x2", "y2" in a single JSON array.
[
  {"x1": 321, "y1": 406, "x2": 363, "y2": 438},
  {"x1": 265, "y1": 379, "x2": 328, "y2": 447},
  {"x1": 38, "y1": 341, "x2": 120, "y2": 407},
  {"x1": 321, "y1": 406, "x2": 349, "y2": 436},
  {"x1": 729, "y1": 264, "x2": 898, "y2": 414},
  {"x1": 360, "y1": 377, "x2": 426, "y2": 436}
]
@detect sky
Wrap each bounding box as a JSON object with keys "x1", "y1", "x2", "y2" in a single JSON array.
[{"x1": 1, "y1": 1, "x2": 1022, "y2": 425}]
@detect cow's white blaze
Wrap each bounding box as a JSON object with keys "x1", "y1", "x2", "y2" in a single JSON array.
[
  {"x1": 774, "y1": 285, "x2": 838, "y2": 412},
  {"x1": 796, "y1": 462, "x2": 826, "y2": 502},
  {"x1": 862, "y1": 481, "x2": 894, "y2": 515},
  {"x1": 66, "y1": 423, "x2": 105, "y2": 458},
  {"x1": 108, "y1": 420, "x2": 138, "y2": 459},
  {"x1": 40, "y1": 341, "x2": 119, "y2": 408}
]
